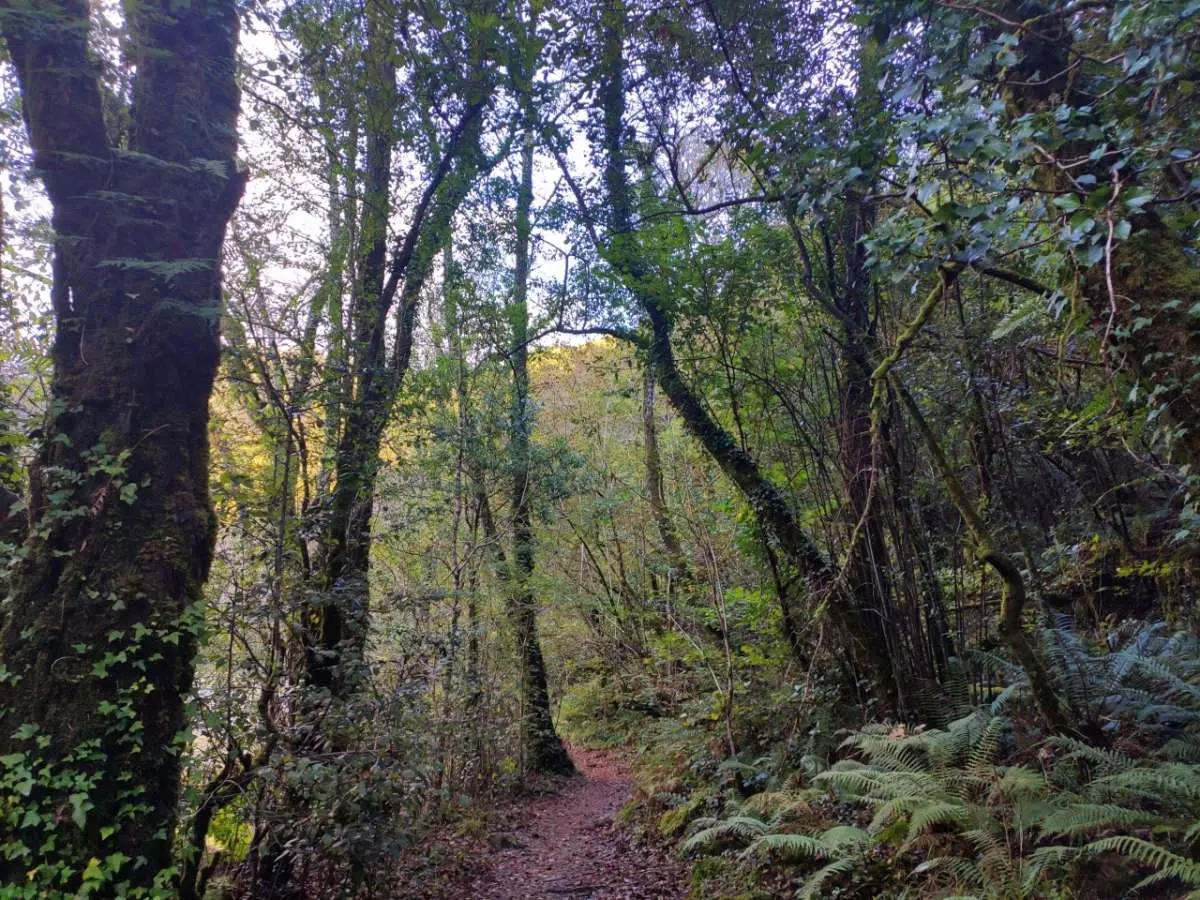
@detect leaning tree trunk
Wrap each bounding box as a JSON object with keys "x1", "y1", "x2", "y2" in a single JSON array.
[
  {"x1": 0, "y1": 0, "x2": 243, "y2": 890},
  {"x1": 596, "y1": 0, "x2": 899, "y2": 713}
]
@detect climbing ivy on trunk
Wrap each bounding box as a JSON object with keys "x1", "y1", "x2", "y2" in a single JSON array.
[{"x1": 0, "y1": 0, "x2": 244, "y2": 892}]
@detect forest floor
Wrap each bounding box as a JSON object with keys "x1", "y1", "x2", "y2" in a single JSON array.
[{"x1": 453, "y1": 746, "x2": 689, "y2": 899}]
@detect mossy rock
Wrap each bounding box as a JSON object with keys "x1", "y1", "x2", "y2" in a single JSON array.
[
  {"x1": 657, "y1": 790, "x2": 709, "y2": 837},
  {"x1": 689, "y1": 857, "x2": 769, "y2": 900}
]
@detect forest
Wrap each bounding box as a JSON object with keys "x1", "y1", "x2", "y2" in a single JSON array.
[{"x1": 0, "y1": 0, "x2": 1198, "y2": 896}]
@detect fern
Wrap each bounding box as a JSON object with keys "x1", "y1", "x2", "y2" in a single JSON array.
[
  {"x1": 680, "y1": 621, "x2": 1200, "y2": 898},
  {"x1": 989, "y1": 765, "x2": 1047, "y2": 802},
  {"x1": 1040, "y1": 803, "x2": 1161, "y2": 839},
  {"x1": 1021, "y1": 844, "x2": 1079, "y2": 890},
  {"x1": 1046, "y1": 734, "x2": 1135, "y2": 774},
  {"x1": 1085, "y1": 835, "x2": 1200, "y2": 888},
  {"x1": 797, "y1": 855, "x2": 859, "y2": 900},
  {"x1": 1086, "y1": 762, "x2": 1200, "y2": 805},
  {"x1": 906, "y1": 800, "x2": 969, "y2": 836},
  {"x1": 742, "y1": 832, "x2": 833, "y2": 862},
  {"x1": 740, "y1": 789, "x2": 822, "y2": 819},
  {"x1": 98, "y1": 257, "x2": 216, "y2": 281},
  {"x1": 680, "y1": 814, "x2": 768, "y2": 853}
]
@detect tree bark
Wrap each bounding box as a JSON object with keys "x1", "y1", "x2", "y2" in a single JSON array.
[
  {"x1": 0, "y1": 0, "x2": 243, "y2": 888},
  {"x1": 642, "y1": 368, "x2": 692, "y2": 586},
  {"x1": 311, "y1": 0, "x2": 397, "y2": 690},
  {"x1": 506, "y1": 131, "x2": 574, "y2": 775},
  {"x1": 310, "y1": 10, "x2": 493, "y2": 692}
]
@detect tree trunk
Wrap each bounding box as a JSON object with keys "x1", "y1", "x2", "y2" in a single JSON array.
[
  {"x1": 506, "y1": 131, "x2": 573, "y2": 775},
  {"x1": 895, "y1": 380, "x2": 1071, "y2": 734},
  {"x1": 0, "y1": 0, "x2": 243, "y2": 888},
  {"x1": 311, "y1": 0, "x2": 396, "y2": 690},
  {"x1": 310, "y1": 6, "x2": 492, "y2": 692},
  {"x1": 596, "y1": 0, "x2": 898, "y2": 713},
  {"x1": 642, "y1": 367, "x2": 692, "y2": 587}
]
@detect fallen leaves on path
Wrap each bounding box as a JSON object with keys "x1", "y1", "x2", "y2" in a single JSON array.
[{"x1": 461, "y1": 746, "x2": 688, "y2": 900}]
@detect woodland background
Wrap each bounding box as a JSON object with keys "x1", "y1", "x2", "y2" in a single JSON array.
[{"x1": 0, "y1": 0, "x2": 1199, "y2": 896}]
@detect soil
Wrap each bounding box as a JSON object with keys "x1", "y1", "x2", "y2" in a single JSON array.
[{"x1": 460, "y1": 746, "x2": 689, "y2": 899}]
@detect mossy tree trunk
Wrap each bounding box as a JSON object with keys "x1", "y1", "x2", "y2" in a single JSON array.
[
  {"x1": 505, "y1": 130, "x2": 574, "y2": 775},
  {"x1": 642, "y1": 368, "x2": 693, "y2": 593},
  {"x1": 0, "y1": 0, "x2": 243, "y2": 889},
  {"x1": 596, "y1": 0, "x2": 899, "y2": 715}
]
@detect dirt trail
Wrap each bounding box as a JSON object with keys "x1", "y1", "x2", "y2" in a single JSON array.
[{"x1": 464, "y1": 746, "x2": 688, "y2": 899}]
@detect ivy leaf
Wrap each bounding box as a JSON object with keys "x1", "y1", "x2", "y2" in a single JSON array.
[{"x1": 70, "y1": 791, "x2": 93, "y2": 828}]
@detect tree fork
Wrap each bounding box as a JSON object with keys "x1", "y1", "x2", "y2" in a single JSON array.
[{"x1": 0, "y1": 0, "x2": 244, "y2": 887}]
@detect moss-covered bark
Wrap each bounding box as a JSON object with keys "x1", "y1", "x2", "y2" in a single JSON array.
[
  {"x1": 0, "y1": 0, "x2": 243, "y2": 888},
  {"x1": 507, "y1": 132, "x2": 574, "y2": 776}
]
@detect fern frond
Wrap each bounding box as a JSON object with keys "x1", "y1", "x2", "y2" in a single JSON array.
[
  {"x1": 1023, "y1": 844, "x2": 1079, "y2": 889},
  {"x1": 742, "y1": 832, "x2": 831, "y2": 862},
  {"x1": 990, "y1": 682, "x2": 1023, "y2": 716},
  {"x1": 680, "y1": 815, "x2": 768, "y2": 853},
  {"x1": 911, "y1": 855, "x2": 984, "y2": 886},
  {"x1": 1184, "y1": 819, "x2": 1200, "y2": 845},
  {"x1": 1085, "y1": 835, "x2": 1200, "y2": 887},
  {"x1": 1047, "y1": 735, "x2": 1134, "y2": 774},
  {"x1": 841, "y1": 731, "x2": 932, "y2": 773},
  {"x1": 868, "y1": 795, "x2": 924, "y2": 832},
  {"x1": 1087, "y1": 763, "x2": 1200, "y2": 805},
  {"x1": 990, "y1": 765, "x2": 1047, "y2": 802},
  {"x1": 1040, "y1": 803, "x2": 1160, "y2": 839},
  {"x1": 814, "y1": 764, "x2": 883, "y2": 798},
  {"x1": 797, "y1": 855, "x2": 859, "y2": 899},
  {"x1": 741, "y1": 790, "x2": 821, "y2": 819},
  {"x1": 907, "y1": 800, "x2": 968, "y2": 836},
  {"x1": 968, "y1": 715, "x2": 1008, "y2": 774}
]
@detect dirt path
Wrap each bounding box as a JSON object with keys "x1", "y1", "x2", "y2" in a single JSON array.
[{"x1": 463, "y1": 746, "x2": 688, "y2": 899}]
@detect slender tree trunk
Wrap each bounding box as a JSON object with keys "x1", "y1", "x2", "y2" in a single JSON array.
[
  {"x1": 0, "y1": 0, "x2": 243, "y2": 888},
  {"x1": 311, "y1": 8, "x2": 493, "y2": 692},
  {"x1": 311, "y1": 0, "x2": 397, "y2": 690},
  {"x1": 893, "y1": 374, "x2": 1070, "y2": 734},
  {"x1": 642, "y1": 367, "x2": 691, "y2": 587},
  {"x1": 507, "y1": 131, "x2": 573, "y2": 775}
]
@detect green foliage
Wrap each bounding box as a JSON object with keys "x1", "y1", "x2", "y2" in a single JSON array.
[{"x1": 673, "y1": 621, "x2": 1200, "y2": 898}]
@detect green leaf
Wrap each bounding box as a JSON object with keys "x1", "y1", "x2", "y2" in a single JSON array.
[{"x1": 69, "y1": 791, "x2": 93, "y2": 828}]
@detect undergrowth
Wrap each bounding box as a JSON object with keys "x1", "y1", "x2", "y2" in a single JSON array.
[{"x1": 609, "y1": 622, "x2": 1200, "y2": 898}]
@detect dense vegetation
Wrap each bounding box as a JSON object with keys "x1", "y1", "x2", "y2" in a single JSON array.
[{"x1": 0, "y1": 0, "x2": 1198, "y2": 896}]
